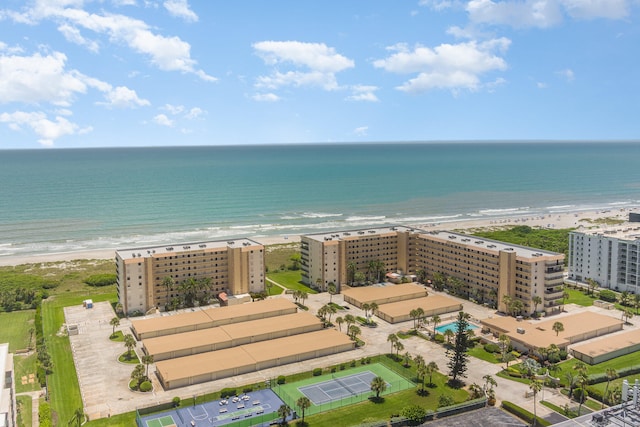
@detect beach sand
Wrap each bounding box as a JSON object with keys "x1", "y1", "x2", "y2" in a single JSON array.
[{"x1": 0, "y1": 208, "x2": 633, "y2": 267}]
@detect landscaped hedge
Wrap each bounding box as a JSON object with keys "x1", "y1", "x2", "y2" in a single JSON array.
[
  {"x1": 502, "y1": 401, "x2": 551, "y2": 426},
  {"x1": 588, "y1": 364, "x2": 640, "y2": 385},
  {"x1": 139, "y1": 381, "x2": 152, "y2": 392},
  {"x1": 484, "y1": 343, "x2": 500, "y2": 353},
  {"x1": 220, "y1": 388, "x2": 237, "y2": 398},
  {"x1": 83, "y1": 273, "x2": 117, "y2": 287},
  {"x1": 313, "y1": 368, "x2": 322, "y2": 376},
  {"x1": 277, "y1": 375, "x2": 285, "y2": 385},
  {"x1": 598, "y1": 289, "x2": 617, "y2": 302}
]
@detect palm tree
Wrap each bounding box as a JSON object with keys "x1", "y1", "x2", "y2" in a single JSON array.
[
  {"x1": 416, "y1": 268, "x2": 427, "y2": 284},
  {"x1": 299, "y1": 291, "x2": 308, "y2": 306},
  {"x1": 345, "y1": 314, "x2": 355, "y2": 330},
  {"x1": 415, "y1": 307, "x2": 425, "y2": 327},
  {"x1": 426, "y1": 361, "x2": 438, "y2": 386},
  {"x1": 161, "y1": 276, "x2": 174, "y2": 306},
  {"x1": 410, "y1": 309, "x2": 420, "y2": 329},
  {"x1": 530, "y1": 379, "x2": 543, "y2": 426},
  {"x1": 622, "y1": 307, "x2": 634, "y2": 324},
  {"x1": 361, "y1": 303, "x2": 371, "y2": 321},
  {"x1": 110, "y1": 317, "x2": 120, "y2": 336},
  {"x1": 327, "y1": 282, "x2": 337, "y2": 303},
  {"x1": 324, "y1": 304, "x2": 337, "y2": 323},
  {"x1": 564, "y1": 371, "x2": 578, "y2": 399},
  {"x1": 296, "y1": 396, "x2": 311, "y2": 423},
  {"x1": 131, "y1": 363, "x2": 145, "y2": 387},
  {"x1": 417, "y1": 363, "x2": 427, "y2": 392},
  {"x1": 603, "y1": 368, "x2": 618, "y2": 408},
  {"x1": 431, "y1": 314, "x2": 441, "y2": 337},
  {"x1": 369, "y1": 302, "x2": 378, "y2": 318},
  {"x1": 370, "y1": 376, "x2": 387, "y2": 398},
  {"x1": 502, "y1": 294, "x2": 513, "y2": 314},
  {"x1": 402, "y1": 352, "x2": 412, "y2": 367},
  {"x1": 124, "y1": 333, "x2": 136, "y2": 360},
  {"x1": 394, "y1": 341, "x2": 404, "y2": 357},
  {"x1": 414, "y1": 354, "x2": 425, "y2": 369},
  {"x1": 483, "y1": 374, "x2": 497, "y2": 395},
  {"x1": 72, "y1": 407, "x2": 84, "y2": 427},
  {"x1": 469, "y1": 383, "x2": 484, "y2": 399},
  {"x1": 277, "y1": 404, "x2": 291, "y2": 425},
  {"x1": 532, "y1": 295, "x2": 542, "y2": 315},
  {"x1": 335, "y1": 316, "x2": 344, "y2": 331},
  {"x1": 315, "y1": 277, "x2": 323, "y2": 291},
  {"x1": 634, "y1": 293, "x2": 640, "y2": 315},
  {"x1": 346, "y1": 261, "x2": 356, "y2": 285},
  {"x1": 444, "y1": 328, "x2": 454, "y2": 344},
  {"x1": 142, "y1": 354, "x2": 154, "y2": 379},
  {"x1": 552, "y1": 321, "x2": 564, "y2": 336},
  {"x1": 348, "y1": 325, "x2": 361, "y2": 341},
  {"x1": 387, "y1": 333, "x2": 398, "y2": 355}
]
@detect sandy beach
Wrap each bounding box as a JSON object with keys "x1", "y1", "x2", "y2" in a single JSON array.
[{"x1": 0, "y1": 207, "x2": 634, "y2": 267}]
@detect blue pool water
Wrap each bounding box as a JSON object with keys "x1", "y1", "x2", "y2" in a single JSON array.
[{"x1": 435, "y1": 322, "x2": 479, "y2": 334}]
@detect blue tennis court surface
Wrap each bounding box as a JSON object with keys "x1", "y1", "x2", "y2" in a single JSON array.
[
  {"x1": 298, "y1": 370, "x2": 382, "y2": 405},
  {"x1": 139, "y1": 389, "x2": 284, "y2": 427}
]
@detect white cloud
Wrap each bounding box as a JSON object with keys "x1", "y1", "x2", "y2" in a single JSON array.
[
  {"x1": 0, "y1": 51, "x2": 87, "y2": 106},
  {"x1": 163, "y1": 0, "x2": 198, "y2": 22},
  {"x1": 185, "y1": 107, "x2": 204, "y2": 119},
  {"x1": 162, "y1": 104, "x2": 185, "y2": 115},
  {"x1": 346, "y1": 85, "x2": 379, "y2": 102},
  {"x1": 465, "y1": 0, "x2": 631, "y2": 29},
  {"x1": 373, "y1": 39, "x2": 509, "y2": 94},
  {"x1": 560, "y1": 0, "x2": 629, "y2": 20},
  {"x1": 253, "y1": 41, "x2": 354, "y2": 92},
  {"x1": 4, "y1": 1, "x2": 215, "y2": 81},
  {"x1": 0, "y1": 110, "x2": 92, "y2": 147},
  {"x1": 419, "y1": 0, "x2": 458, "y2": 11},
  {"x1": 557, "y1": 68, "x2": 575, "y2": 81},
  {"x1": 100, "y1": 86, "x2": 150, "y2": 108},
  {"x1": 153, "y1": 113, "x2": 174, "y2": 127},
  {"x1": 252, "y1": 93, "x2": 280, "y2": 102},
  {"x1": 353, "y1": 126, "x2": 369, "y2": 136},
  {"x1": 537, "y1": 82, "x2": 548, "y2": 88},
  {"x1": 58, "y1": 23, "x2": 100, "y2": 52}
]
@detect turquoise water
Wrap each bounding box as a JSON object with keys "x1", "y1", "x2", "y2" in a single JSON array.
[
  {"x1": 435, "y1": 322, "x2": 479, "y2": 334},
  {"x1": 1, "y1": 142, "x2": 639, "y2": 257}
]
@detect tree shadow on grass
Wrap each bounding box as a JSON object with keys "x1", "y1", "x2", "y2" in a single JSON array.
[
  {"x1": 416, "y1": 389, "x2": 431, "y2": 397},
  {"x1": 368, "y1": 396, "x2": 385, "y2": 404},
  {"x1": 447, "y1": 379, "x2": 465, "y2": 389}
]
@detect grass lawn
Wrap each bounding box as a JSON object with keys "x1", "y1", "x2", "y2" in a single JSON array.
[
  {"x1": 118, "y1": 351, "x2": 140, "y2": 364},
  {"x1": 564, "y1": 288, "x2": 597, "y2": 307},
  {"x1": 468, "y1": 344, "x2": 502, "y2": 364},
  {"x1": 554, "y1": 351, "x2": 640, "y2": 377},
  {"x1": 109, "y1": 330, "x2": 124, "y2": 341},
  {"x1": 266, "y1": 282, "x2": 284, "y2": 295},
  {"x1": 16, "y1": 395, "x2": 32, "y2": 427},
  {"x1": 0, "y1": 310, "x2": 35, "y2": 352},
  {"x1": 13, "y1": 353, "x2": 40, "y2": 393},
  {"x1": 298, "y1": 371, "x2": 467, "y2": 427},
  {"x1": 266, "y1": 271, "x2": 317, "y2": 294},
  {"x1": 42, "y1": 291, "x2": 116, "y2": 426},
  {"x1": 86, "y1": 412, "x2": 136, "y2": 426}
]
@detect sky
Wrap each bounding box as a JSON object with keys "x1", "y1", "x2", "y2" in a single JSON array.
[{"x1": 0, "y1": 0, "x2": 639, "y2": 148}]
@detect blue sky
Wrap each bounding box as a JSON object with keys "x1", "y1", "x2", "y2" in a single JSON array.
[{"x1": 0, "y1": 0, "x2": 638, "y2": 148}]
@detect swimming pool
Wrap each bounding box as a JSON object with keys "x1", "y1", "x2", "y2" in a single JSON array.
[{"x1": 435, "y1": 321, "x2": 478, "y2": 334}]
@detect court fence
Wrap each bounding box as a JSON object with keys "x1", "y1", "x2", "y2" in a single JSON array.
[{"x1": 275, "y1": 377, "x2": 414, "y2": 418}]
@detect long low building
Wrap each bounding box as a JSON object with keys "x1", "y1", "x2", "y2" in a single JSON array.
[
  {"x1": 131, "y1": 298, "x2": 297, "y2": 340},
  {"x1": 481, "y1": 311, "x2": 624, "y2": 354},
  {"x1": 571, "y1": 328, "x2": 640, "y2": 365},
  {"x1": 375, "y1": 295, "x2": 462, "y2": 324},
  {"x1": 342, "y1": 283, "x2": 428, "y2": 308},
  {"x1": 143, "y1": 312, "x2": 323, "y2": 361},
  {"x1": 155, "y1": 329, "x2": 355, "y2": 389}
]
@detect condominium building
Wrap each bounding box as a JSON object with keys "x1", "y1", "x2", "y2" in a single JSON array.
[
  {"x1": 568, "y1": 226, "x2": 640, "y2": 292},
  {"x1": 301, "y1": 227, "x2": 565, "y2": 314},
  {"x1": 0, "y1": 343, "x2": 16, "y2": 427},
  {"x1": 116, "y1": 239, "x2": 265, "y2": 315}
]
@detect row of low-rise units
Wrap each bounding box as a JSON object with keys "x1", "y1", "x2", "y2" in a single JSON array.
[
  {"x1": 571, "y1": 328, "x2": 640, "y2": 365},
  {"x1": 341, "y1": 283, "x2": 428, "y2": 308},
  {"x1": 143, "y1": 312, "x2": 323, "y2": 361},
  {"x1": 375, "y1": 295, "x2": 463, "y2": 324},
  {"x1": 155, "y1": 329, "x2": 355, "y2": 389},
  {"x1": 480, "y1": 311, "x2": 624, "y2": 355},
  {"x1": 131, "y1": 298, "x2": 297, "y2": 340}
]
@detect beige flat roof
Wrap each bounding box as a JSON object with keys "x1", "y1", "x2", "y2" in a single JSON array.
[
  {"x1": 535, "y1": 311, "x2": 623, "y2": 339},
  {"x1": 156, "y1": 346, "x2": 255, "y2": 381},
  {"x1": 482, "y1": 311, "x2": 623, "y2": 349},
  {"x1": 376, "y1": 295, "x2": 461, "y2": 317},
  {"x1": 201, "y1": 298, "x2": 296, "y2": 322},
  {"x1": 145, "y1": 312, "x2": 321, "y2": 356},
  {"x1": 143, "y1": 327, "x2": 232, "y2": 356},
  {"x1": 156, "y1": 329, "x2": 353, "y2": 383},
  {"x1": 132, "y1": 298, "x2": 297, "y2": 336},
  {"x1": 132, "y1": 310, "x2": 213, "y2": 336},
  {"x1": 243, "y1": 329, "x2": 352, "y2": 364},
  {"x1": 343, "y1": 283, "x2": 427, "y2": 304},
  {"x1": 571, "y1": 328, "x2": 640, "y2": 358}
]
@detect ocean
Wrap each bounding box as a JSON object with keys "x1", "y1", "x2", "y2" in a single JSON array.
[{"x1": 1, "y1": 142, "x2": 639, "y2": 258}]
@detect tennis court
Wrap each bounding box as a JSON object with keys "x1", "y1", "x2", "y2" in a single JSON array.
[
  {"x1": 145, "y1": 414, "x2": 178, "y2": 427},
  {"x1": 299, "y1": 371, "x2": 380, "y2": 405}
]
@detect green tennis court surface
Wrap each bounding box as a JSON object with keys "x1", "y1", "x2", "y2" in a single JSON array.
[{"x1": 145, "y1": 415, "x2": 177, "y2": 427}]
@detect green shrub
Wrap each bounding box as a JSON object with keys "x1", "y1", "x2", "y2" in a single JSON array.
[
  {"x1": 350, "y1": 360, "x2": 357, "y2": 367},
  {"x1": 83, "y1": 273, "x2": 117, "y2": 287},
  {"x1": 434, "y1": 334, "x2": 445, "y2": 343},
  {"x1": 573, "y1": 387, "x2": 587, "y2": 403},
  {"x1": 559, "y1": 349, "x2": 568, "y2": 360},
  {"x1": 401, "y1": 405, "x2": 427, "y2": 425},
  {"x1": 502, "y1": 401, "x2": 551, "y2": 426},
  {"x1": 172, "y1": 397, "x2": 181, "y2": 407},
  {"x1": 547, "y1": 352, "x2": 561, "y2": 364},
  {"x1": 330, "y1": 367, "x2": 336, "y2": 373},
  {"x1": 221, "y1": 388, "x2": 237, "y2": 398},
  {"x1": 438, "y1": 395, "x2": 455, "y2": 408},
  {"x1": 599, "y1": 289, "x2": 617, "y2": 302},
  {"x1": 243, "y1": 386, "x2": 253, "y2": 393},
  {"x1": 313, "y1": 368, "x2": 322, "y2": 376},
  {"x1": 277, "y1": 375, "x2": 286, "y2": 385},
  {"x1": 339, "y1": 364, "x2": 345, "y2": 371},
  {"x1": 139, "y1": 381, "x2": 152, "y2": 392},
  {"x1": 39, "y1": 400, "x2": 52, "y2": 427},
  {"x1": 484, "y1": 343, "x2": 500, "y2": 353}
]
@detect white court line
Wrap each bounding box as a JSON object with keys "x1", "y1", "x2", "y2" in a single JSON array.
[{"x1": 187, "y1": 405, "x2": 209, "y2": 421}]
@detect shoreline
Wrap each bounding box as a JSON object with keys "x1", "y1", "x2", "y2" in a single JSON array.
[{"x1": 0, "y1": 208, "x2": 633, "y2": 267}]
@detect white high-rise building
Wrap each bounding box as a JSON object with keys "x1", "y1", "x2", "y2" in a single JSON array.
[
  {"x1": 568, "y1": 226, "x2": 640, "y2": 292},
  {"x1": 0, "y1": 343, "x2": 16, "y2": 427}
]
